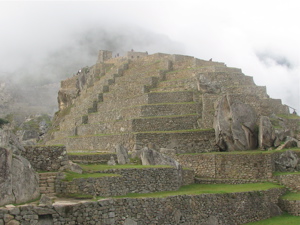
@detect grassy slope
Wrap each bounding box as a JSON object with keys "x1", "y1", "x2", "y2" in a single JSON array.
[
  {"x1": 245, "y1": 213, "x2": 300, "y2": 225},
  {"x1": 112, "y1": 183, "x2": 283, "y2": 199}
]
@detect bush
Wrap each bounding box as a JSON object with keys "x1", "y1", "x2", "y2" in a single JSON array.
[{"x1": 0, "y1": 118, "x2": 9, "y2": 128}]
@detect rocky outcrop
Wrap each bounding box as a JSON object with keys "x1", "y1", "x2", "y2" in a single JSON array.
[
  {"x1": 275, "y1": 150, "x2": 300, "y2": 172},
  {"x1": 140, "y1": 147, "x2": 180, "y2": 169},
  {"x1": 214, "y1": 95, "x2": 258, "y2": 151},
  {"x1": 0, "y1": 147, "x2": 40, "y2": 206},
  {"x1": 115, "y1": 144, "x2": 129, "y2": 165},
  {"x1": 276, "y1": 136, "x2": 300, "y2": 150},
  {"x1": 0, "y1": 126, "x2": 40, "y2": 206},
  {"x1": 259, "y1": 116, "x2": 276, "y2": 149},
  {"x1": 0, "y1": 125, "x2": 25, "y2": 155}
]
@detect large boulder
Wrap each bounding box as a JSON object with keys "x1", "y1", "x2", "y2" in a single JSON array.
[
  {"x1": 214, "y1": 95, "x2": 258, "y2": 151},
  {"x1": 275, "y1": 150, "x2": 300, "y2": 172},
  {"x1": 115, "y1": 144, "x2": 129, "y2": 165},
  {"x1": 140, "y1": 147, "x2": 180, "y2": 169},
  {"x1": 276, "y1": 136, "x2": 300, "y2": 150},
  {"x1": 0, "y1": 125, "x2": 25, "y2": 155},
  {"x1": 258, "y1": 116, "x2": 276, "y2": 149},
  {"x1": 0, "y1": 147, "x2": 40, "y2": 206}
]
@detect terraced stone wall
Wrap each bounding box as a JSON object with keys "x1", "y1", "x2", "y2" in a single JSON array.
[
  {"x1": 0, "y1": 188, "x2": 285, "y2": 225},
  {"x1": 134, "y1": 129, "x2": 218, "y2": 153},
  {"x1": 177, "y1": 153, "x2": 274, "y2": 179},
  {"x1": 279, "y1": 199, "x2": 300, "y2": 216},
  {"x1": 55, "y1": 168, "x2": 194, "y2": 197},
  {"x1": 22, "y1": 146, "x2": 68, "y2": 171},
  {"x1": 275, "y1": 174, "x2": 300, "y2": 191}
]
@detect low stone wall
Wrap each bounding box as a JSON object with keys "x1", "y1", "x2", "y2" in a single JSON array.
[
  {"x1": 56, "y1": 168, "x2": 194, "y2": 197},
  {"x1": 279, "y1": 199, "x2": 300, "y2": 216},
  {"x1": 135, "y1": 129, "x2": 218, "y2": 153},
  {"x1": 68, "y1": 153, "x2": 115, "y2": 164},
  {"x1": 177, "y1": 153, "x2": 273, "y2": 179},
  {"x1": 195, "y1": 178, "x2": 263, "y2": 185},
  {"x1": 0, "y1": 188, "x2": 285, "y2": 225},
  {"x1": 275, "y1": 174, "x2": 300, "y2": 191},
  {"x1": 22, "y1": 146, "x2": 69, "y2": 171},
  {"x1": 39, "y1": 172, "x2": 58, "y2": 195}
]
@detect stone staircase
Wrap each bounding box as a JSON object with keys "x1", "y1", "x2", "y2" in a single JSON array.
[
  {"x1": 39, "y1": 172, "x2": 58, "y2": 196},
  {"x1": 45, "y1": 51, "x2": 289, "y2": 154}
]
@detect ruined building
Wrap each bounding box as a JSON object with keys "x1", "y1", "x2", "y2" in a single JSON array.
[{"x1": 44, "y1": 50, "x2": 293, "y2": 153}]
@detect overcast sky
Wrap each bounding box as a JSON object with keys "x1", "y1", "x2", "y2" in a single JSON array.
[{"x1": 0, "y1": 0, "x2": 299, "y2": 112}]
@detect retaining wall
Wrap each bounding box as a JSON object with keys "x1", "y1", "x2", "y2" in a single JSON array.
[
  {"x1": 22, "y1": 146, "x2": 69, "y2": 171},
  {"x1": 0, "y1": 188, "x2": 285, "y2": 225},
  {"x1": 55, "y1": 168, "x2": 194, "y2": 197}
]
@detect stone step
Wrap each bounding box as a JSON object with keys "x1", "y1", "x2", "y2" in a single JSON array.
[
  {"x1": 147, "y1": 91, "x2": 194, "y2": 104},
  {"x1": 222, "y1": 85, "x2": 268, "y2": 98},
  {"x1": 135, "y1": 129, "x2": 218, "y2": 154},
  {"x1": 132, "y1": 114, "x2": 200, "y2": 132},
  {"x1": 77, "y1": 114, "x2": 200, "y2": 135},
  {"x1": 140, "y1": 102, "x2": 201, "y2": 117},
  {"x1": 152, "y1": 77, "x2": 198, "y2": 92},
  {"x1": 76, "y1": 120, "x2": 132, "y2": 135},
  {"x1": 88, "y1": 102, "x2": 200, "y2": 124},
  {"x1": 60, "y1": 133, "x2": 135, "y2": 152}
]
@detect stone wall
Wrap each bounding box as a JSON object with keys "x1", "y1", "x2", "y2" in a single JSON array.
[
  {"x1": 0, "y1": 188, "x2": 285, "y2": 225},
  {"x1": 22, "y1": 146, "x2": 69, "y2": 171},
  {"x1": 275, "y1": 174, "x2": 300, "y2": 191},
  {"x1": 177, "y1": 153, "x2": 274, "y2": 179},
  {"x1": 279, "y1": 199, "x2": 300, "y2": 216},
  {"x1": 134, "y1": 129, "x2": 218, "y2": 153},
  {"x1": 39, "y1": 172, "x2": 58, "y2": 195},
  {"x1": 68, "y1": 153, "x2": 115, "y2": 164},
  {"x1": 56, "y1": 168, "x2": 194, "y2": 197}
]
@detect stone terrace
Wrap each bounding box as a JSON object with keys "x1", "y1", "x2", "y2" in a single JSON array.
[{"x1": 45, "y1": 51, "x2": 289, "y2": 153}]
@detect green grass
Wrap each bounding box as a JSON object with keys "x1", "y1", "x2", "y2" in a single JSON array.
[
  {"x1": 179, "y1": 148, "x2": 300, "y2": 156},
  {"x1": 277, "y1": 114, "x2": 300, "y2": 120},
  {"x1": 273, "y1": 171, "x2": 300, "y2": 176},
  {"x1": 79, "y1": 164, "x2": 172, "y2": 172},
  {"x1": 281, "y1": 191, "x2": 300, "y2": 200},
  {"x1": 134, "y1": 128, "x2": 214, "y2": 134},
  {"x1": 63, "y1": 171, "x2": 119, "y2": 181},
  {"x1": 56, "y1": 193, "x2": 94, "y2": 199},
  {"x1": 136, "y1": 113, "x2": 198, "y2": 119},
  {"x1": 244, "y1": 213, "x2": 300, "y2": 225},
  {"x1": 68, "y1": 152, "x2": 114, "y2": 156},
  {"x1": 111, "y1": 183, "x2": 283, "y2": 199}
]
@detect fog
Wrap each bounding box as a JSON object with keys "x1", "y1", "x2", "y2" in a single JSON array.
[{"x1": 0, "y1": 1, "x2": 299, "y2": 114}]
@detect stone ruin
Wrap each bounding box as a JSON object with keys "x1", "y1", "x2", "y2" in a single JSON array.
[
  {"x1": 43, "y1": 50, "x2": 298, "y2": 154},
  {"x1": 1, "y1": 50, "x2": 300, "y2": 224}
]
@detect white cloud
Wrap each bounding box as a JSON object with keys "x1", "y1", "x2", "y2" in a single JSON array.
[{"x1": 0, "y1": 0, "x2": 299, "y2": 112}]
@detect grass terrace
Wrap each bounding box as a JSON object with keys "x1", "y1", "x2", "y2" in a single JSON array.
[
  {"x1": 63, "y1": 171, "x2": 119, "y2": 181},
  {"x1": 110, "y1": 182, "x2": 283, "y2": 199},
  {"x1": 281, "y1": 191, "x2": 300, "y2": 201},
  {"x1": 79, "y1": 164, "x2": 172, "y2": 172},
  {"x1": 179, "y1": 148, "x2": 300, "y2": 156},
  {"x1": 245, "y1": 213, "x2": 300, "y2": 225}
]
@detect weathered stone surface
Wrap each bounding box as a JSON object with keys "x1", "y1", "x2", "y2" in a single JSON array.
[
  {"x1": 276, "y1": 136, "x2": 300, "y2": 150},
  {"x1": 67, "y1": 161, "x2": 83, "y2": 174},
  {"x1": 39, "y1": 194, "x2": 52, "y2": 206},
  {"x1": 115, "y1": 144, "x2": 129, "y2": 165},
  {"x1": 0, "y1": 147, "x2": 14, "y2": 206},
  {"x1": 259, "y1": 116, "x2": 276, "y2": 149},
  {"x1": 6, "y1": 219, "x2": 20, "y2": 225},
  {"x1": 140, "y1": 147, "x2": 180, "y2": 169},
  {"x1": 11, "y1": 154, "x2": 40, "y2": 204},
  {"x1": 214, "y1": 95, "x2": 257, "y2": 151},
  {"x1": 275, "y1": 150, "x2": 300, "y2": 172},
  {"x1": 124, "y1": 218, "x2": 137, "y2": 225},
  {"x1": 107, "y1": 156, "x2": 116, "y2": 165},
  {"x1": 0, "y1": 126, "x2": 25, "y2": 155},
  {"x1": 0, "y1": 128, "x2": 40, "y2": 206}
]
